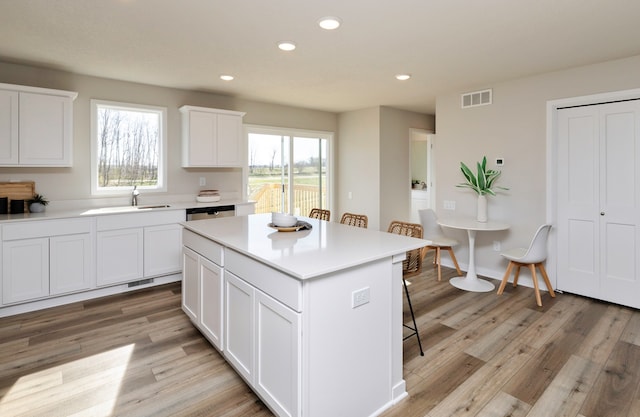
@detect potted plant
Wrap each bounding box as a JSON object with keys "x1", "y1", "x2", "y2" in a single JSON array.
[
  {"x1": 28, "y1": 193, "x2": 49, "y2": 213},
  {"x1": 457, "y1": 156, "x2": 508, "y2": 222}
]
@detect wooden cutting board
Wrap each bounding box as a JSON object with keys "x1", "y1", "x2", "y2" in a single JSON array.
[{"x1": 0, "y1": 181, "x2": 36, "y2": 213}]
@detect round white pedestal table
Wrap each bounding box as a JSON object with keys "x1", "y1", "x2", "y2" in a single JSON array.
[{"x1": 437, "y1": 217, "x2": 510, "y2": 292}]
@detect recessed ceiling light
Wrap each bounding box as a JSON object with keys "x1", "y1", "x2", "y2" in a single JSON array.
[
  {"x1": 318, "y1": 16, "x2": 341, "y2": 30},
  {"x1": 395, "y1": 74, "x2": 411, "y2": 81},
  {"x1": 277, "y1": 41, "x2": 297, "y2": 51},
  {"x1": 220, "y1": 75, "x2": 234, "y2": 81}
]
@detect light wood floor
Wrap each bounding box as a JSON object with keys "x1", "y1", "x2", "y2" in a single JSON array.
[{"x1": 1, "y1": 255, "x2": 639, "y2": 417}]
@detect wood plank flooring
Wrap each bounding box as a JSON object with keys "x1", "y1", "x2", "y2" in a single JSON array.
[{"x1": 1, "y1": 255, "x2": 639, "y2": 417}]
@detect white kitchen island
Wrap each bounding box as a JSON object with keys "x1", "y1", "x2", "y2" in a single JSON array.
[{"x1": 181, "y1": 213, "x2": 428, "y2": 417}]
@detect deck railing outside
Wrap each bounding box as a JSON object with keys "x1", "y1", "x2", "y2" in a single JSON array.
[{"x1": 250, "y1": 183, "x2": 326, "y2": 216}]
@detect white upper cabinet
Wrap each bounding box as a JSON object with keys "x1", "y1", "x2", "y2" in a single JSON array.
[
  {"x1": 180, "y1": 105, "x2": 245, "y2": 167},
  {"x1": 0, "y1": 83, "x2": 77, "y2": 167}
]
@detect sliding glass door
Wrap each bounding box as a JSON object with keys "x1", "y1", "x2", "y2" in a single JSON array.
[{"x1": 247, "y1": 127, "x2": 330, "y2": 216}]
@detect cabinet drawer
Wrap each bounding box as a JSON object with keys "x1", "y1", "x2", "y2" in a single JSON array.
[
  {"x1": 183, "y1": 229, "x2": 223, "y2": 266},
  {"x1": 3, "y1": 218, "x2": 93, "y2": 240},
  {"x1": 225, "y1": 249, "x2": 301, "y2": 312},
  {"x1": 97, "y1": 210, "x2": 184, "y2": 230}
]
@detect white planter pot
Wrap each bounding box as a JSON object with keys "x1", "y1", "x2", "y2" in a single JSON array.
[
  {"x1": 477, "y1": 194, "x2": 487, "y2": 222},
  {"x1": 29, "y1": 202, "x2": 46, "y2": 213}
]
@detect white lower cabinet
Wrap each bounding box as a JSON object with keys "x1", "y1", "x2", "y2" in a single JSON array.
[
  {"x1": 97, "y1": 210, "x2": 184, "y2": 287},
  {"x1": 225, "y1": 271, "x2": 301, "y2": 417},
  {"x1": 97, "y1": 228, "x2": 144, "y2": 286},
  {"x1": 2, "y1": 218, "x2": 94, "y2": 304},
  {"x1": 254, "y1": 290, "x2": 301, "y2": 417},
  {"x1": 50, "y1": 233, "x2": 93, "y2": 295},
  {"x1": 2, "y1": 238, "x2": 49, "y2": 304},
  {"x1": 182, "y1": 230, "x2": 224, "y2": 350},
  {"x1": 225, "y1": 272, "x2": 255, "y2": 382}
]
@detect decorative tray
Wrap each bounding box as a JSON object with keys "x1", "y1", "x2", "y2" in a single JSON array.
[{"x1": 268, "y1": 221, "x2": 312, "y2": 232}]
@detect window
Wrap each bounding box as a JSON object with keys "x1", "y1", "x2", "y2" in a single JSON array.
[
  {"x1": 247, "y1": 126, "x2": 331, "y2": 216},
  {"x1": 91, "y1": 100, "x2": 167, "y2": 195}
]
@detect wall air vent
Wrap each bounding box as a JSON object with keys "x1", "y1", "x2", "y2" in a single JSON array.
[{"x1": 461, "y1": 89, "x2": 492, "y2": 108}]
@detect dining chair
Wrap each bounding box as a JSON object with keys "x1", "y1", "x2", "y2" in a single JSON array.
[
  {"x1": 497, "y1": 224, "x2": 556, "y2": 307},
  {"x1": 418, "y1": 209, "x2": 462, "y2": 281},
  {"x1": 340, "y1": 212, "x2": 368, "y2": 228},
  {"x1": 308, "y1": 208, "x2": 331, "y2": 221},
  {"x1": 387, "y1": 220, "x2": 425, "y2": 356}
]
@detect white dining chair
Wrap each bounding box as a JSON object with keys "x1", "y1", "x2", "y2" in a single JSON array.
[
  {"x1": 418, "y1": 209, "x2": 462, "y2": 281},
  {"x1": 497, "y1": 224, "x2": 556, "y2": 307}
]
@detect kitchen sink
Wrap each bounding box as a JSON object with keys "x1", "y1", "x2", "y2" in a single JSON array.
[{"x1": 136, "y1": 204, "x2": 171, "y2": 209}]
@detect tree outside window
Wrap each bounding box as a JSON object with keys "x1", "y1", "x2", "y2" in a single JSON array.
[{"x1": 91, "y1": 100, "x2": 167, "y2": 194}]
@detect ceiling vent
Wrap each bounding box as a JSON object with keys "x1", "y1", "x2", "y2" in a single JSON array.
[{"x1": 461, "y1": 89, "x2": 492, "y2": 108}]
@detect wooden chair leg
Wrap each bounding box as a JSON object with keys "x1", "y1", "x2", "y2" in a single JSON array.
[
  {"x1": 436, "y1": 247, "x2": 442, "y2": 281},
  {"x1": 497, "y1": 261, "x2": 514, "y2": 295},
  {"x1": 447, "y1": 247, "x2": 463, "y2": 276},
  {"x1": 529, "y1": 263, "x2": 542, "y2": 307},
  {"x1": 537, "y1": 263, "x2": 556, "y2": 298},
  {"x1": 512, "y1": 266, "x2": 521, "y2": 287}
]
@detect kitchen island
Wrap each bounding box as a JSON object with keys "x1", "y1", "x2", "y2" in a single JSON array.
[{"x1": 181, "y1": 213, "x2": 428, "y2": 417}]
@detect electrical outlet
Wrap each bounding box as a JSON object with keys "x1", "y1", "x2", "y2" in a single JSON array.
[
  {"x1": 444, "y1": 200, "x2": 456, "y2": 210},
  {"x1": 493, "y1": 240, "x2": 501, "y2": 252},
  {"x1": 199, "y1": 177, "x2": 206, "y2": 186},
  {"x1": 352, "y1": 287, "x2": 370, "y2": 308}
]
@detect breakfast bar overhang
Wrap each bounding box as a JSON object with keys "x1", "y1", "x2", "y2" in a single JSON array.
[{"x1": 181, "y1": 213, "x2": 428, "y2": 417}]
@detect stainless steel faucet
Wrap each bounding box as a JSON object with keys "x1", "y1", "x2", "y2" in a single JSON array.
[{"x1": 132, "y1": 185, "x2": 139, "y2": 206}]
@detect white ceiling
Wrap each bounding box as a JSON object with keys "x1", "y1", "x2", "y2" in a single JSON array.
[{"x1": 2, "y1": 0, "x2": 640, "y2": 114}]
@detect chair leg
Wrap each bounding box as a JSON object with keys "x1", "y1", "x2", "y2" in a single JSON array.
[
  {"x1": 537, "y1": 263, "x2": 556, "y2": 298},
  {"x1": 497, "y1": 261, "x2": 514, "y2": 295},
  {"x1": 513, "y1": 266, "x2": 521, "y2": 287},
  {"x1": 402, "y1": 278, "x2": 424, "y2": 356},
  {"x1": 529, "y1": 263, "x2": 542, "y2": 307},
  {"x1": 447, "y1": 247, "x2": 463, "y2": 276},
  {"x1": 436, "y1": 247, "x2": 442, "y2": 281}
]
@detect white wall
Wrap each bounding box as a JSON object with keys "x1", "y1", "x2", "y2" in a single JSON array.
[
  {"x1": 435, "y1": 54, "x2": 640, "y2": 283},
  {"x1": 337, "y1": 108, "x2": 381, "y2": 228},
  {"x1": 0, "y1": 61, "x2": 338, "y2": 205}
]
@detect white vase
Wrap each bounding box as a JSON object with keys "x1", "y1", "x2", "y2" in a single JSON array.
[{"x1": 476, "y1": 194, "x2": 487, "y2": 222}]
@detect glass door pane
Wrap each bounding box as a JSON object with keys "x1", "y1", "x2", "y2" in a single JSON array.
[
  {"x1": 291, "y1": 137, "x2": 327, "y2": 216},
  {"x1": 248, "y1": 133, "x2": 289, "y2": 214}
]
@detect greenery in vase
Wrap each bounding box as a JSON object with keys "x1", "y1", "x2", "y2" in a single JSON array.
[
  {"x1": 457, "y1": 156, "x2": 508, "y2": 196},
  {"x1": 28, "y1": 193, "x2": 49, "y2": 206}
]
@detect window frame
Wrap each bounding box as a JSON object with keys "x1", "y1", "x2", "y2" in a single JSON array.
[{"x1": 90, "y1": 99, "x2": 168, "y2": 196}]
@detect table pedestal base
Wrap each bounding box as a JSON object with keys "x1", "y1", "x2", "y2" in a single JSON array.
[{"x1": 450, "y1": 276, "x2": 495, "y2": 292}]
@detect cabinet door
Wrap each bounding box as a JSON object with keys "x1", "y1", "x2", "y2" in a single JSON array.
[
  {"x1": 185, "y1": 110, "x2": 216, "y2": 167},
  {"x1": 225, "y1": 272, "x2": 255, "y2": 383},
  {"x1": 0, "y1": 89, "x2": 19, "y2": 165},
  {"x1": 96, "y1": 228, "x2": 144, "y2": 286},
  {"x1": 216, "y1": 113, "x2": 242, "y2": 166},
  {"x1": 199, "y1": 256, "x2": 224, "y2": 350},
  {"x1": 2, "y1": 238, "x2": 49, "y2": 304},
  {"x1": 182, "y1": 246, "x2": 199, "y2": 322},
  {"x1": 144, "y1": 224, "x2": 182, "y2": 277},
  {"x1": 255, "y1": 290, "x2": 301, "y2": 417},
  {"x1": 18, "y1": 92, "x2": 73, "y2": 166},
  {"x1": 50, "y1": 233, "x2": 93, "y2": 295}
]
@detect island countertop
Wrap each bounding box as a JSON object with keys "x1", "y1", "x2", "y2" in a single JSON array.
[{"x1": 182, "y1": 213, "x2": 429, "y2": 280}]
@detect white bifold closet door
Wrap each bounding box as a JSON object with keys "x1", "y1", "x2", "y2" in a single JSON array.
[{"x1": 557, "y1": 100, "x2": 640, "y2": 308}]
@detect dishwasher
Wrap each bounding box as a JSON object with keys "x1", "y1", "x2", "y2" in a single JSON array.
[{"x1": 186, "y1": 205, "x2": 235, "y2": 221}]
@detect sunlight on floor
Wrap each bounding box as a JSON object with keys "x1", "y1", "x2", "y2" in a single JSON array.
[{"x1": 0, "y1": 344, "x2": 135, "y2": 416}]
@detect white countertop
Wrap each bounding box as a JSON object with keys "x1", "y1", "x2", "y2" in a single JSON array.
[
  {"x1": 0, "y1": 199, "x2": 253, "y2": 223},
  {"x1": 182, "y1": 213, "x2": 430, "y2": 280}
]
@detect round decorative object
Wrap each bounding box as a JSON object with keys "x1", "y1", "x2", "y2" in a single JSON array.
[
  {"x1": 477, "y1": 194, "x2": 487, "y2": 223},
  {"x1": 29, "y1": 202, "x2": 46, "y2": 213}
]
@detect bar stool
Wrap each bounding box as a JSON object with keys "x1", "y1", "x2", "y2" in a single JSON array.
[
  {"x1": 387, "y1": 220, "x2": 425, "y2": 356},
  {"x1": 309, "y1": 208, "x2": 331, "y2": 221},
  {"x1": 340, "y1": 212, "x2": 368, "y2": 228}
]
